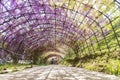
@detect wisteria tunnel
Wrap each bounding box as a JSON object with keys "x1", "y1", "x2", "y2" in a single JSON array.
[{"x1": 0, "y1": 0, "x2": 120, "y2": 77}]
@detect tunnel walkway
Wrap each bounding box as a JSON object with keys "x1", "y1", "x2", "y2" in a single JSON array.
[
  {"x1": 0, "y1": 0, "x2": 120, "y2": 79},
  {"x1": 0, "y1": 65, "x2": 120, "y2": 80}
]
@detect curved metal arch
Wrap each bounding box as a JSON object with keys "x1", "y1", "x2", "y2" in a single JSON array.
[
  {"x1": 44, "y1": 54, "x2": 63, "y2": 61},
  {"x1": 5, "y1": 32, "x2": 79, "y2": 53},
  {"x1": 1, "y1": 13, "x2": 86, "y2": 37},
  {"x1": 2, "y1": 20, "x2": 85, "y2": 50},
  {"x1": 1, "y1": 21, "x2": 84, "y2": 45},
  {"x1": 0, "y1": 0, "x2": 119, "y2": 56},
  {"x1": 0, "y1": 0, "x2": 110, "y2": 34},
  {"x1": 25, "y1": 37, "x2": 79, "y2": 53},
  {"x1": 23, "y1": 34, "x2": 78, "y2": 50},
  {"x1": 0, "y1": 0, "x2": 118, "y2": 29}
]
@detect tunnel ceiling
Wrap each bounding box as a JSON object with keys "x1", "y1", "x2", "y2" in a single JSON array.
[{"x1": 0, "y1": 0, "x2": 120, "y2": 55}]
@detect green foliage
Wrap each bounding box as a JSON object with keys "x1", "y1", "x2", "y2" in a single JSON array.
[
  {"x1": 60, "y1": 47, "x2": 80, "y2": 66},
  {"x1": 61, "y1": 36, "x2": 120, "y2": 76},
  {"x1": 105, "y1": 59, "x2": 120, "y2": 75},
  {"x1": 0, "y1": 63, "x2": 31, "y2": 74}
]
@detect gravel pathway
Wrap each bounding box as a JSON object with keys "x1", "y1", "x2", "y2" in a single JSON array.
[{"x1": 0, "y1": 65, "x2": 120, "y2": 80}]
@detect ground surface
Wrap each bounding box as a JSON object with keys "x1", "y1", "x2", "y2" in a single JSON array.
[{"x1": 0, "y1": 65, "x2": 120, "y2": 80}]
